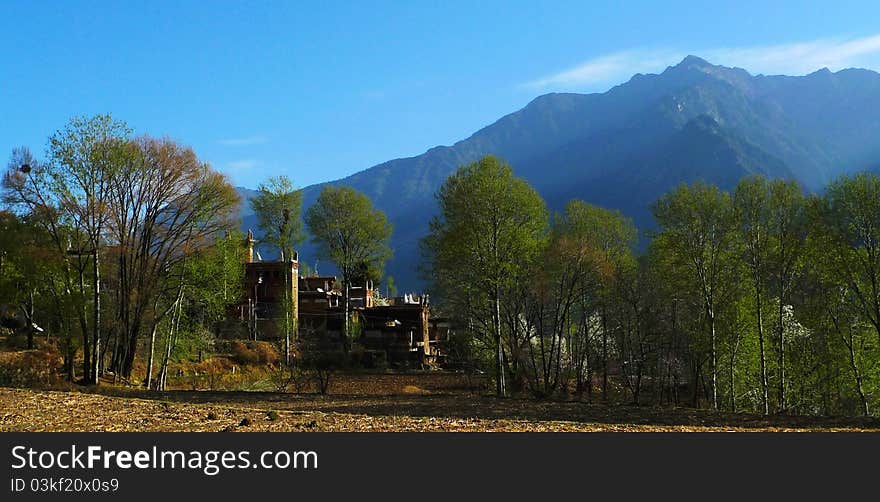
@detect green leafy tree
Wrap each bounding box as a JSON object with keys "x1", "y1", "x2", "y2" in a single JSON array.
[
  {"x1": 733, "y1": 176, "x2": 772, "y2": 414},
  {"x1": 558, "y1": 200, "x2": 636, "y2": 401},
  {"x1": 816, "y1": 173, "x2": 880, "y2": 341},
  {"x1": 305, "y1": 185, "x2": 392, "y2": 349},
  {"x1": 150, "y1": 232, "x2": 245, "y2": 390},
  {"x1": 0, "y1": 211, "x2": 60, "y2": 350},
  {"x1": 4, "y1": 116, "x2": 130, "y2": 385},
  {"x1": 653, "y1": 182, "x2": 737, "y2": 410},
  {"x1": 422, "y1": 155, "x2": 547, "y2": 397},
  {"x1": 249, "y1": 176, "x2": 304, "y2": 260},
  {"x1": 766, "y1": 179, "x2": 807, "y2": 411}
]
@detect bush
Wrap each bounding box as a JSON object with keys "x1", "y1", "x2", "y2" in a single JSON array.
[
  {"x1": 252, "y1": 341, "x2": 279, "y2": 365},
  {"x1": 230, "y1": 341, "x2": 259, "y2": 365},
  {"x1": 230, "y1": 340, "x2": 279, "y2": 366},
  {"x1": 0, "y1": 345, "x2": 64, "y2": 388},
  {"x1": 191, "y1": 357, "x2": 234, "y2": 390},
  {"x1": 3, "y1": 333, "x2": 28, "y2": 349},
  {"x1": 300, "y1": 350, "x2": 347, "y2": 394}
]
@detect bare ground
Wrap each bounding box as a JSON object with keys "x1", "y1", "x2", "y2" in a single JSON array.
[{"x1": 2, "y1": 383, "x2": 879, "y2": 432}]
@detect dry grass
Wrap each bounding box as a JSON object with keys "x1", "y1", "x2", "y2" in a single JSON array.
[{"x1": 2, "y1": 384, "x2": 879, "y2": 432}]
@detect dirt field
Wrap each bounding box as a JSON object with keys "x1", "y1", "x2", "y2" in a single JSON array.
[{"x1": 2, "y1": 375, "x2": 879, "y2": 432}]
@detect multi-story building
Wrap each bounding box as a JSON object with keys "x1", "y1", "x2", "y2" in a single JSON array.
[{"x1": 234, "y1": 230, "x2": 444, "y2": 367}]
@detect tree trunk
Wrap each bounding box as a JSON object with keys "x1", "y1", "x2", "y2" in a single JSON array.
[
  {"x1": 344, "y1": 282, "x2": 350, "y2": 353},
  {"x1": 756, "y1": 287, "x2": 769, "y2": 415},
  {"x1": 494, "y1": 288, "x2": 506, "y2": 397},
  {"x1": 285, "y1": 264, "x2": 291, "y2": 366},
  {"x1": 601, "y1": 306, "x2": 608, "y2": 402},
  {"x1": 844, "y1": 328, "x2": 870, "y2": 417},
  {"x1": 145, "y1": 323, "x2": 159, "y2": 389},
  {"x1": 91, "y1": 249, "x2": 101, "y2": 386},
  {"x1": 777, "y1": 298, "x2": 786, "y2": 412},
  {"x1": 708, "y1": 312, "x2": 718, "y2": 410},
  {"x1": 64, "y1": 320, "x2": 75, "y2": 382},
  {"x1": 78, "y1": 269, "x2": 92, "y2": 384},
  {"x1": 729, "y1": 332, "x2": 740, "y2": 413}
]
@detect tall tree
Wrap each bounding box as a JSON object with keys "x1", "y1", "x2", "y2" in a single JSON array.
[
  {"x1": 0, "y1": 211, "x2": 58, "y2": 350},
  {"x1": 107, "y1": 136, "x2": 239, "y2": 380},
  {"x1": 250, "y1": 175, "x2": 303, "y2": 364},
  {"x1": 4, "y1": 116, "x2": 130, "y2": 384},
  {"x1": 733, "y1": 176, "x2": 772, "y2": 414},
  {"x1": 653, "y1": 182, "x2": 735, "y2": 410},
  {"x1": 249, "y1": 175, "x2": 304, "y2": 261},
  {"x1": 817, "y1": 172, "x2": 880, "y2": 345},
  {"x1": 50, "y1": 116, "x2": 129, "y2": 383},
  {"x1": 422, "y1": 155, "x2": 547, "y2": 397},
  {"x1": 766, "y1": 179, "x2": 807, "y2": 412},
  {"x1": 305, "y1": 185, "x2": 392, "y2": 349},
  {"x1": 556, "y1": 200, "x2": 636, "y2": 401}
]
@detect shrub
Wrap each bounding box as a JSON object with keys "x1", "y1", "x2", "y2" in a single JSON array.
[
  {"x1": 192, "y1": 357, "x2": 234, "y2": 390},
  {"x1": 251, "y1": 341, "x2": 279, "y2": 365},
  {"x1": 3, "y1": 333, "x2": 28, "y2": 349},
  {"x1": 300, "y1": 350, "x2": 347, "y2": 394},
  {"x1": 230, "y1": 341, "x2": 259, "y2": 365},
  {"x1": 0, "y1": 346, "x2": 64, "y2": 388},
  {"x1": 230, "y1": 341, "x2": 279, "y2": 366}
]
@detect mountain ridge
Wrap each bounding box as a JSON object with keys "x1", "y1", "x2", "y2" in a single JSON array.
[{"x1": 239, "y1": 56, "x2": 880, "y2": 289}]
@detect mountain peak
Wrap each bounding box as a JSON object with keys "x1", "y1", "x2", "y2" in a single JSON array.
[
  {"x1": 278, "y1": 57, "x2": 880, "y2": 288},
  {"x1": 677, "y1": 55, "x2": 714, "y2": 69}
]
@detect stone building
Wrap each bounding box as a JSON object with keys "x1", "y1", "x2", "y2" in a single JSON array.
[{"x1": 233, "y1": 230, "x2": 445, "y2": 367}]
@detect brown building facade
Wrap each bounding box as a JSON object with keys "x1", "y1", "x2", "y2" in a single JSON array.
[{"x1": 234, "y1": 231, "x2": 444, "y2": 367}]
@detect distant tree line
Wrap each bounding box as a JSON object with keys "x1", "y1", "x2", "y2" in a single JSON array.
[{"x1": 424, "y1": 155, "x2": 880, "y2": 416}]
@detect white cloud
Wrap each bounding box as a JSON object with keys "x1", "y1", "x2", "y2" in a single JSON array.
[
  {"x1": 521, "y1": 49, "x2": 683, "y2": 91},
  {"x1": 522, "y1": 33, "x2": 880, "y2": 92},
  {"x1": 218, "y1": 135, "x2": 267, "y2": 146},
  {"x1": 705, "y1": 34, "x2": 880, "y2": 75}
]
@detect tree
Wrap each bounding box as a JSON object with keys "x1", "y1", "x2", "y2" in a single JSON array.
[
  {"x1": 147, "y1": 232, "x2": 245, "y2": 390},
  {"x1": 107, "y1": 135, "x2": 240, "y2": 380},
  {"x1": 816, "y1": 173, "x2": 880, "y2": 343},
  {"x1": 249, "y1": 175, "x2": 304, "y2": 260},
  {"x1": 384, "y1": 276, "x2": 398, "y2": 298},
  {"x1": 0, "y1": 211, "x2": 58, "y2": 350},
  {"x1": 653, "y1": 182, "x2": 736, "y2": 410},
  {"x1": 305, "y1": 185, "x2": 392, "y2": 350},
  {"x1": 766, "y1": 179, "x2": 807, "y2": 411},
  {"x1": 5, "y1": 116, "x2": 240, "y2": 388},
  {"x1": 4, "y1": 116, "x2": 130, "y2": 385},
  {"x1": 250, "y1": 175, "x2": 303, "y2": 365},
  {"x1": 422, "y1": 155, "x2": 547, "y2": 397},
  {"x1": 733, "y1": 176, "x2": 772, "y2": 414},
  {"x1": 552, "y1": 200, "x2": 635, "y2": 401}
]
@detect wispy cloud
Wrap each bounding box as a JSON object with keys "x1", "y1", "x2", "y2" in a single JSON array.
[
  {"x1": 522, "y1": 33, "x2": 880, "y2": 92},
  {"x1": 704, "y1": 34, "x2": 880, "y2": 75},
  {"x1": 226, "y1": 159, "x2": 259, "y2": 171},
  {"x1": 521, "y1": 49, "x2": 682, "y2": 91},
  {"x1": 217, "y1": 135, "x2": 267, "y2": 147}
]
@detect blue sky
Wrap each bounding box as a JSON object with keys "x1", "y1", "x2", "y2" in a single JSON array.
[{"x1": 2, "y1": 1, "x2": 880, "y2": 189}]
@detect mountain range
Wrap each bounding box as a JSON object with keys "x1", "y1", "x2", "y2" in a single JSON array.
[{"x1": 239, "y1": 55, "x2": 880, "y2": 289}]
